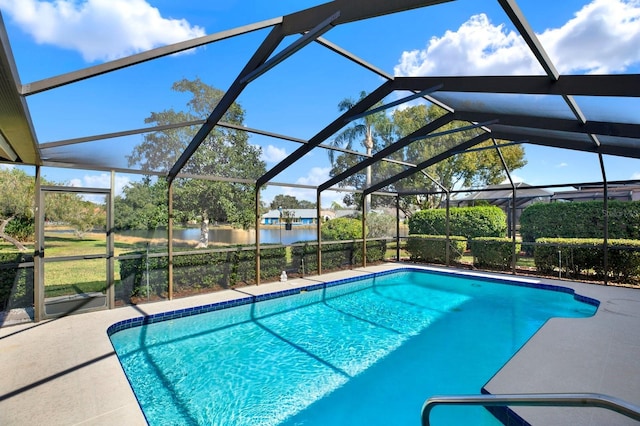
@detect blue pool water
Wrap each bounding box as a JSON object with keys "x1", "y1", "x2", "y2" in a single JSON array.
[{"x1": 109, "y1": 269, "x2": 598, "y2": 425}]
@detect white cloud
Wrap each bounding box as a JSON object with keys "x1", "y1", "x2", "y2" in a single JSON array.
[
  {"x1": 394, "y1": 14, "x2": 538, "y2": 76},
  {"x1": 556, "y1": 162, "x2": 568, "y2": 168},
  {"x1": 394, "y1": 0, "x2": 640, "y2": 76},
  {"x1": 541, "y1": 0, "x2": 640, "y2": 74},
  {"x1": 260, "y1": 145, "x2": 287, "y2": 163},
  {"x1": 69, "y1": 173, "x2": 131, "y2": 198},
  {"x1": 295, "y1": 166, "x2": 331, "y2": 187},
  {"x1": 0, "y1": 0, "x2": 206, "y2": 62},
  {"x1": 500, "y1": 174, "x2": 525, "y2": 184},
  {"x1": 632, "y1": 172, "x2": 640, "y2": 179},
  {"x1": 263, "y1": 167, "x2": 347, "y2": 207},
  {"x1": 510, "y1": 174, "x2": 525, "y2": 183},
  {"x1": 278, "y1": 167, "x2": 329, "y2": 204},
  {"x1": 292, "y1": 167, "x2": 348, "y2": 207}
]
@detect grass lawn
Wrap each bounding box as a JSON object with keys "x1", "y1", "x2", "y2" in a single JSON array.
[
  {"x1": 45, "y1": 234, "x2": 121, "y2": 297},
  {"x1": 1, "y1": 233, "x2": 544, "y2": 300},
  {"x1": 461, "y1": 253, "x2": 536, "y2": 268},
  {"x1": 44, "y1": 258, "x2": 109, "y2": 297},
  {"x1": 385, "y1": 241, "x2": 409, "y2": 260},
  {"x1": 1, "y1": 231, "x2": 154, "y2": 297}
]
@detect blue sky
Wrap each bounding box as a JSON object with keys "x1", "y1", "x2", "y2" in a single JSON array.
[{"x1": 1, "y1": 0, "x2": 640, "y2": 206}]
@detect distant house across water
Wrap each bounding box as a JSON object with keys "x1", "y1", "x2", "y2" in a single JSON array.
[{"x1": 261, "y1": 209, "x2": 336, "y2": 225}]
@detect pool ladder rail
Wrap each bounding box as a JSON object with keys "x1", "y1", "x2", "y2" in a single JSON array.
[{"x1": 421, "y1": 393, "x2": 640, "y2": 426}]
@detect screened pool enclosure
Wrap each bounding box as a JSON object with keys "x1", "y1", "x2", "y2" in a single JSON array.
[{"x1": 1, "y1": 0, "x2": 640, "y2": 322}]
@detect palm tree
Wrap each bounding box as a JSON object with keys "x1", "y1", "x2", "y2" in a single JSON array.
[{"x1": 329, "y1": 91, "x2": 391, "y2": 213}]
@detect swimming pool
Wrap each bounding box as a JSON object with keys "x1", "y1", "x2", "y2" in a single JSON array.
[{"x1": 108, "y1": 268, "x2": 598, "y2": 425}]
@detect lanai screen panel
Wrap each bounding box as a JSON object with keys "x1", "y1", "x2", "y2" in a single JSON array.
[
  {"x1": 239, "y1": 39, "x2": 385, "y2": 145},
  {"x1": 432, "y1": 91, "x2": 578, "y2": 120},
  {"x1": 24, "y1": 26, "x2": 277, "y2": 173},
  {"x1": 596, "y1": 136, "x2": 640, "y2": 157},
  {"x1": 40, "y1": 136, "x2": 145, "y2": 170},
  {"x1": 368, "y1": 131, "x2": 486, "y2": 192},
  {"x1": 574, "y1": 96, "x2": 640, "y2": 126},
  {"x1": 488, "y1": 124, "x2": 595, "y2": 148}
]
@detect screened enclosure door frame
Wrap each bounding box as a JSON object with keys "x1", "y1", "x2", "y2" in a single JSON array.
[{"x1": 34, "y1": 185, "x2": 114, "y2": 321}]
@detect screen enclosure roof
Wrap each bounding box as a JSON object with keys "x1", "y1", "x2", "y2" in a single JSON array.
[{"x1": 0, "y1": 0, "x2": 639, "y2": 195}]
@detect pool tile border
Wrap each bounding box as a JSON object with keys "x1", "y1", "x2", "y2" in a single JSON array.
[
  {"x1": 420, "y1": 267, "x2": 601, "y2": 307},
  {"x1": 107, "y1": 267, "x2": 600, "y2": 337}
]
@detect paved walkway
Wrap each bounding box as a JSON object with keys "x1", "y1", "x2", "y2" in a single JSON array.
[
  {"x1": 1, "y1": 264, "x2": 639, "y2": 425},
  {"x1": 483, "y1": 278, "x2": 640, "y2": 425}
]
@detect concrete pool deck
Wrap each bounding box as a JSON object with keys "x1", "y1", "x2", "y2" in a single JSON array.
[{"x1": 0, "y1": 263, "x2": 639, "y2": 425}]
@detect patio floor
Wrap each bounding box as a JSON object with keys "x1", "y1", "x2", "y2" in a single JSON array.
[{"x1": 1, "y1": 264, "x2": 639, "y2": 425}]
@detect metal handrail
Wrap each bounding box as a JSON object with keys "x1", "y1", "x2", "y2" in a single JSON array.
[{"x1": 421, "y1": 393, "x2": 640, "y2": 426}]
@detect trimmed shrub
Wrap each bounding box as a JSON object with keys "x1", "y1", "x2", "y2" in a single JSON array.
[
  {"x1": 534, "y1": 238, "x2": 599, "y2": 275},
  {"x1": 354, "y1": 239, "x2": 387, "y2": 264},
  {"x1": 291, "y1": 242, "x2": 319, "y2": 275},
  {"x1": 409, "y1": 206, "x2": 507, "y2": 239},
  {"x1": 520, "y1": 201, "x2": 640, "y2": 243},
  {"x1": 470, "y1": 237, "x2": 520, "y2": 270},
  {"x1": 608, "y1": 241, "x2": 640, "y2": 280},
  {"x1": 290, "y1": 239, "x2": 387, "y2": 275},
  {"x1": 0, "y1": 251, "x2": 34, "y2": 311},
  {"x1": 534, "y1": 238, "x2": 640, "y2": 280},
  {"x1": 405, "y1": 235, "x2": 467, "y2": 263},
  {"x1": 118, "y1": 246, "x2": 286, "y2": 300}
]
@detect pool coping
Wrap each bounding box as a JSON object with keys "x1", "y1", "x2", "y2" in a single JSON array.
[
  {"x1": 1, "y1": 263, "x2": 639, "y2": 425},
  {"x1": 480, "y1": 276, "x2": 640, "y2": 425}
]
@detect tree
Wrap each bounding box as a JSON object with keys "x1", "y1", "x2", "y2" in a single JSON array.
[
  {"x1": 45, "y1": 192, "x2": 106, "y2": 238},
  {"x1": 329, "y1": 92, "x2": 393, "y2": 213},
  {"x1": 328, "y1": 99, "x2": 526, "y2": 216},
  {"x1": 0, "y1": 169, "x2": 104, "y2": 249},
  {"x1": 366, "y1": 212, "x2": 396, "y2": 238},
  {"x1": 321, "y1": 217, "x2": 362, "y2": 241},
  {"x1": 269, "y1": 194, "x2": 316, "y2": 210},
  {"x1": 114, "y1": 178, "x2": 168, "y2": 230},
  {"x1": 393, "y1": 104, "x2": 526, "y2": 211},
  {"x1": 0, "y1": 168, "x2": 34, "y2": 250},
  {"x1": 330, "y1": 201, "x2": 343, "y2": 211},
  {"x1": 127, "y1": 78, "x2": 266, "y2": 247}
]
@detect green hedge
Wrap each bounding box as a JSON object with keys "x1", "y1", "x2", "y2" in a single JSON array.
[
  {"x1": 355, "y1": 239, "x2": 387, "y2": 264},
  {"x1": 409, "y1": 206, "x2": 507, "y2": 239},
  {"x1": 534, "y1": 238, "x2": 640, "y2": 280},
  {"x1": 0, "y1": 251, "x2": 34, "y2": 311},
  {"x1": 520, "y1": 201, "x2": 640, "y2": 242},
  {"x1": 290, "y1": 240, "x2": 387, "y2": 275},
  {"x1": 118, "y1": 246, "x2": 286, "y2": 299},
  {"x1": 470, "y1": 237, "x2": 520, "y2": 270},
  {"x1": 405, "y1": 235, "x2": 467, "y2": 263},
  {"x1": 291, "y1": 242, "x2": 347, "y2": 275}
]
